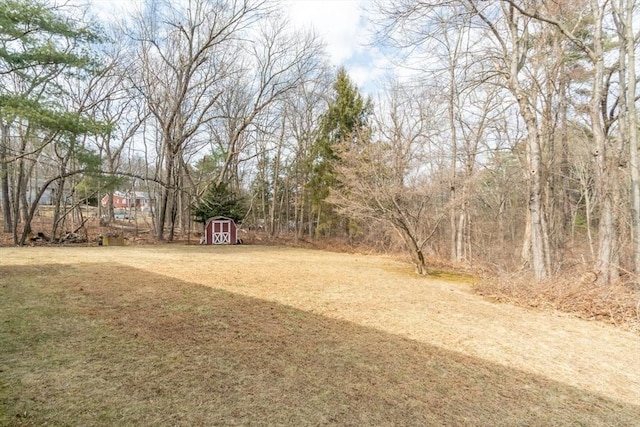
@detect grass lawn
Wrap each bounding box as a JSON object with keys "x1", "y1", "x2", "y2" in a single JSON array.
[{"x1": 1, "y1": 260, "x2": 639, "y2": 426}]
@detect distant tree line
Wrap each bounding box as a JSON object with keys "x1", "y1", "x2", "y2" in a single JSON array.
[{"x1": 1, "y1": 0, "x2": 639, "y2": 284}]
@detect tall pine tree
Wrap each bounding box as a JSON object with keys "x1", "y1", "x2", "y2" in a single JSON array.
[
  {"x1": 0, "y1": 0, "x2": 107, "y2": 242},
  {"x1": 307, "y1": 68, "x2": 372, "y2": 238}
]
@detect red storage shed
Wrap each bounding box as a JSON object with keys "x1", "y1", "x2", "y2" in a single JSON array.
[{"x1": 204, "y1": 216, "x2": 238, "y2": 245}]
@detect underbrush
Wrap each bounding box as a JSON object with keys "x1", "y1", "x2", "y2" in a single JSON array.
[{"x1": 475, "y1": 270, "x2": 640, "y2": 334}]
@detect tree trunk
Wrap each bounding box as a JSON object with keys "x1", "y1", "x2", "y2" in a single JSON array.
[
  {"x1": 449, "y1": 70, "x2": 458, "y2": 262},
  {"x1": 19, "y1": 170, "x2": 84, "y2": 245},
  {"x1": 516, "y1": 94, "x2": 549, "y2": 280},
  {"x1": 51, "y1": 179, "x2": 65, "y2": 240},
  {"x1": 12, "y1": 157, "x2": 25, "y2": 244},
  {"x1": 156, "y1": 146, "x2": 173, "y2": 241},
  {"x1": 591, "y1": 4, "x2": 618, "y2": 284},
  {"x1": 456, "y1": 211, "x2": 465, "y2": 262},
  {"x1": 624, "y1": 0, "x2": 640, "y2": 277},
  {"x1": 394, "y1": 219, "x2": 428, "y2": 275},
  {"x1": 269, "y1": 121, "x2": 285, "y2": 238},
  {"x1": 1, "y1": 123, "x2": 12, "y2": 233},
  {"x1": 559, "y1": 75, "x2": 572, "y2": 250},
  {"x1": 504, "y1": 4, "x2": 549, "y2": 280}
]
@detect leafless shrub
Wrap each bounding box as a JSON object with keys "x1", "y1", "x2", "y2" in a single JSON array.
[{"x1": 475, "y1": 268, "x2": 640, "y2": 333}]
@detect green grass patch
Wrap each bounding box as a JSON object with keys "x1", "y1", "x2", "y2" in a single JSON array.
[
  {"x1": 383, "y1": 264, "x2": 476, "y2": 284},
  {"x1": 429, "y1": 270, "x2": 476, "y2": 285}
]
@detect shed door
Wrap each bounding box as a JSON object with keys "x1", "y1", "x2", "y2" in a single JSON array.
[{"x1": 213, "y1": 221, "x2": 231, "y2": 244}]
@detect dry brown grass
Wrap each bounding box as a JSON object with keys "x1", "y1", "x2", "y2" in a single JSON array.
[
  {"x1": 2, "y1": 260, "x2": 640, "y2": 426},
  {"x1": 259, "y1": 234, "x2": 640, "y2": 333},
  {"x1": 7, "y1": 214, "x2": 640, "y2": 334}
]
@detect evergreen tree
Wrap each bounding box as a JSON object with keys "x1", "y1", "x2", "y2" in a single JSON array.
[
  {"x1": 192, "y1": 181, "x2": 247, "y2": 225},
  {"x1": 0, "y1": 0, "x2": 103, "y2": 123},
  {"x1": 307, "y1": 67, "x2": 372, "y2": 237},
  {"x1": 0, "y1": 0, "x2": 107, "y2": 242}
]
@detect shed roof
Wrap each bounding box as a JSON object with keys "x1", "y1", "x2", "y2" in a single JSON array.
[{"x1": 205, "y1": 216, "x2": 235, "y2": 223}]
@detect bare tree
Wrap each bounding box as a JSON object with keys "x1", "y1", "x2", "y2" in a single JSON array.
[
  {"x1": 130, "y1": 2, "x2": 326, "y2": 240},
  {"x1": 130, "y1": 0, "x2": 266, "y2": 240},
  {"x1": 613, "y1": 0, "x2": 640, "y2": 278},
  {"x1": 497, "y1": 0, "x2": 626, "y2": 283},
  {"x1": 330, "y1": 84, "x2": 442, "y2": 275},
  {"x1": 374, "y1": 0, "x2": 552, "y2": 276},
  {"x1": 210, "y1": 17, "x2": 326, "y2": 188},
  {"x1": 88, "y1": 48, "x2": 148, "y2": 222},
  {"x1": 276, "y1": 68, "x2": 332, "y2": 239},
  {"x1": 373, "y1": 0, "x2": 636, "y2": 282},
  {"x1": 623, "y1": 0, "x2": 639, "y2": 278}
]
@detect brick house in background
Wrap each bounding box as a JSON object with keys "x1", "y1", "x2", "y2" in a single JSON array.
[{"x1": 101, "y1": 191, "x2": 154, "y2": 212}]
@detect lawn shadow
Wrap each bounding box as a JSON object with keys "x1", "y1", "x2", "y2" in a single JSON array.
[{"x1": 1, "y1": 263, "x2": 639, "y2": 426}]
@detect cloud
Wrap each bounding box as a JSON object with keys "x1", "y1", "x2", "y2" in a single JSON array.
[
  {"x1": 284, "y1": 0, "x2": 388, "y2": 94},
  {"x1": 285, "y1": 0, "x2": 364, "y2": 64}
]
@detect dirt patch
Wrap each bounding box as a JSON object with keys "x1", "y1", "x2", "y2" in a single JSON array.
[{"x1": 2, "y1": 262, "x2": 639, "y2": 425}]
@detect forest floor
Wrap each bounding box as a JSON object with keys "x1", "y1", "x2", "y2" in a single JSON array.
[{"x1": 1, "y1": 245, "x2": 639, "y2": 425}]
